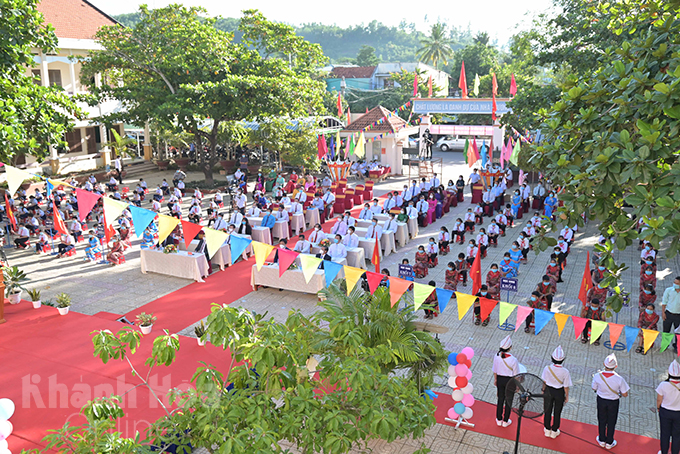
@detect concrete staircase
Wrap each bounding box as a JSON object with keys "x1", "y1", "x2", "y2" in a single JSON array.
[{"x1": 123, "y1": 160, "x2": 158, "y2": 180}]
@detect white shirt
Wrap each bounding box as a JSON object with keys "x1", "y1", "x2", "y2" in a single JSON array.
[
  {"x1": 406, "y1": 206, "x2": 418, "y2": 218},
  {"x1": 469, "y1": 173, "x2": 481, "y2": 184},
  {"x1": 358, "y1": 208, "x2": 372, "y2": 220},
  {"x1": 293, "y1": 240, "x2": 311, "y2": 254},
  {"x1": 370, "y1": 204, "x2": 382, "y2": 215},
  {"x1": 439, "y1": 231, "x2": 450, "y2": 242},
  {"x1": 431, "y1": 177, "x2": 440, "y2": 187},
  {"x1": 365, "y1": 224, "x2": 382, "y2": 239},
  {"x1": 383, "y1": 218, "x2": 396, "y2": 233},
  {"x1": 177, "y1": 180, "x2": 185, "y2": 190},
  {"x1": 425, "y1": 243, "x2": 438, "y2": 254},
  {"x1": 477, "y1": 233, "x2": 488, "y2": 246},
  {"x1": 492, "y1": 354, "x2": 520, "y2": 377},
  {"x1": 466, "y1": 245, "x2": 478, "y2": 258},
  {"x1": 592, "y1": 371, "x2": 630, "y2": 400},
  {"x1": 328, "y1": 242, "x2": 347, "y2": 259},
  {"x1": 247, "y1": 206, "x2": 261, "y2": 217},
  {"x1": 152, "y1": 201, "x2": 161, "y2": 212},
  {"x1": 289, "y1": 202, "x2": 303, "y2": 214},
  {"x1": 383, "y1": 198, "x2": 396, "y2": 212},
  {"x1": 416, "y1": 200, "x2": 428, "y2": 214},
  {"x1": 189, "y1": 205, "x2": 201, "y2": 216},
  {"x1": 533, "y1": 185, "x2": 546, "y2": 197},
  {"x1": 464, "y1": 212, "x2": 475, "y2": 222},
  {"x1": 308, "y1": 229, "x2": 324, "y2": 244},
  {"x1": 542, "y1": 365, "x2": 573, "y2": 389},
  {"x1": 234, "y1": 194, "x2": 247, "y2": 209},
  {"x1": 331, "y1": 220, "x2": 348, "y2": 235},
  {"x1": 453, "y1": 221, "x2": 465, "y2": 232},
  {"x1": 275, "y1": 210, "x2": 289, "y2": 222},
  {"x1": 295, "y1": 191, "x2": 307, "y2": 203},
  {"x1": 342, "y1": 233, "x2": 359, "y2": 249},
  {"x1": 322, "y1": 192, "x2": 335, "y2": 205},
  {"x1": 114, "y1": 158, "x2": 122, "y2": 170},
  {"x1": 657, "y1": 381, "x2": 680, "y2": 411},
  {"x1": 213, "y1": 217, "x2": 228, "y2": 231},
  {"x1": 17, "y1": 226, "x2": 30, "y2": 237},
  {"x1": 229, "y1": 212, "x2": 243, "y2": 226},
  {"x1": 522, "y1": 185, "x2": 531, "y2": 199},
  {"x1": 560, "y1": 227, "x2": 574, "y2": 242}
]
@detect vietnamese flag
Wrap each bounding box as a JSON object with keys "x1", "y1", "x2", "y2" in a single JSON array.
[
  {"x1": 4, "y1": 193, "x2": 16, "y2": 230},
  {"x1": 458, "y1": 61, "x2": 468, "y2": 99},
  {"x1": 53, "y1": 201, "x2": 68, "y2": 235},
  {"x1": 492, "y1": 73, "x2": 498, "y2": 121},
  {"x1": 104, "y1": 212, "x2": 116, "y2": 243},
  {"x1": 470, "y1": 249, "x2": 482, "y2": 295},
  {"x1": 337, "y1": 92, "x2": 342, "y2": 118},
  {"x1": 510, "y1": 74, "x2": 517, "y2": 97},
  {"x1": 578, "y1": 251, "x2": 593, "y2": 306},
  {"x1": 372, "y1": 238, "x2": 380, "y2": 273}
]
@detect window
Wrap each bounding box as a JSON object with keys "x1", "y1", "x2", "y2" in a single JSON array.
[
  {"x1": 31, "y1": 69, "x2": 41, "y2": 85},
  {"x1": 48, "y1": 69, "x2": 62, "y2": 87}
]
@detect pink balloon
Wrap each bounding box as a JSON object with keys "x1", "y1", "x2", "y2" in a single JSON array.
[
  {"x1": 455, "y1": 363, "x2": 469, "y2": 377},
  {"x1": 462, "y1": 394, "x2": 475, "y2": 407},
  {"x1": 447, "y1": 408, "x2": 459, "y2": 420},
  {"x1": 0, "y1": 421, "x2": 12, "y2": 440},
  {"x1": 466, "y1": 370, "x2": 472, "y2": 380},
  {"x1": 461, "y1": 346, "x2": 475, "y2": 359}
]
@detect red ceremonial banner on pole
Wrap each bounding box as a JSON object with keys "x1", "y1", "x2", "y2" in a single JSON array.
[{"x1": 578, "y1": 251, "x2": 593, "y2": 306}]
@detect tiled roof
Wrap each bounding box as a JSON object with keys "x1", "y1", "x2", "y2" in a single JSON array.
[
  {"x1": 37, "y1": 0, "x2": 117, "y2": 40},
  {"x1": 328, "y1": 66, "x2": 376, "y2": 79},
  {"x1": 343, "y1": 106, "x2": 407, "y2": 133}
]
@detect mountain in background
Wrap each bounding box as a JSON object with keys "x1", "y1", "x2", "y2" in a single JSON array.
[{"x1": 113, "y1": 13, "x2": 474, "y2": 64}]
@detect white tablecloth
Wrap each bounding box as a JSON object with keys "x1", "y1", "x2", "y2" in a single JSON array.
[
  {"x1": 357, "y1": 217, "x2": 411, "y2": 245},
  {"x1": 252, "y1": 226, "x2": 272, "y2": 245},
  {"x1": 305, "y1": 208, "x2": 321, "y2": 226},
  {"x1": 272, "y1": 220, "x2": 290, "y2": 240},
  {"x1": 251, "y1": 264, "x2": 325, "y2": 294},
  {"x1": 290, "y1": 213, "x2": 305, "y2": 235},
  {"x1": 407, "y1": 217, "x2": 419, "y2": 238},
  {"x1": 141, "y1": 249, "x2": 209, "y2": 282},
  {"x1": 354, "y1": 227, "x2": 395, "y2": 257},
  {"x1": 346, "y1": 247, "x2": 366, "y2": 269},
  {"x1": 179, "y1": 239, "x2": 230, "y2": 271}
]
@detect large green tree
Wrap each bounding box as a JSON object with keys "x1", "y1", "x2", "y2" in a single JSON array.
[
  {"x1": 0, "y1": 0, "x2": 83, "y2": 164},
  {"x1": 417, "y1": 23, "x2": 455, "y2": 69},
  {"x1": 82, "y1": 6, "x2": 326, "y2": 184},
  {"x1": 355, "y1": 45, "x2": 380, "y2": 66}
]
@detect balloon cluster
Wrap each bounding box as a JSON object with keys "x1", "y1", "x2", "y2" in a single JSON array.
[
  {"x1": 446, "y1": 347, "x2": 475, "y2": 421},
  {"x1": 0, "y1": 398, "x2": 14, "y2": 454}
]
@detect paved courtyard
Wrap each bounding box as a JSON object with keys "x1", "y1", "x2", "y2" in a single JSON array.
[{"x1": 6, "y1": 150, "x2": 675, "y2": 453}]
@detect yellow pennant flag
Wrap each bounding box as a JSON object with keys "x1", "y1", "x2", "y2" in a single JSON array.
[
  {"x1": 299, "y1": 254, "x2": 322, "y2": 283},
  {"x1": 47, "y1": 177, "x2": 75, "y2": 189},
  {"x1": 553, "y1": 313, "x2": 570, "y2": 337},
  {"x1": 354, "y1": 131, "x2": 366, "y2": 158},
  {"x1": 343, "y1": 266, "x2": 365, "y2": 295},
  {"x1": 498, "y1": 302, "x2": 516, "y2": 326},
  {"x1": 413, "y1": 282, "x2": 435, "y2": 311},
  {"x1": 5, "y1": 164, "x2": 33, "y2": 197},
  {"x1": 335, "y1": 130, "x2": 341, "y2": 156},
  {"x1": 590, "y1": 320, "x2": 608, "y2": 345},
  {"x1": 455, "y1": 292, "x2": 476, "y2": 320},
  {"x1": 157, "y1": 214, "x2": 179, "y2": 246},
  {"x1": 102, "y1": 197, "x2": 129, "y2": 225},
  {"x1": 642, "y1": 329, "x2": 660, "y2": 354},
  {"x1": 252, "y1": 241, "x2": 275, "y2": 271},
  {"x1": 203, "y1": 227, "x2": 228, "y2": 259}
]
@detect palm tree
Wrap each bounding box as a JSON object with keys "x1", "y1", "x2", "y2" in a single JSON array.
[
  {"x1": 473, "y1": 32, "x2": 490, "y2": 46},
  {"x1": 103, "y1": 129, "x2": 137, "y2": 159},
  {"x1": 417, "y1": 23, "x2": 454, "y2": 69}
]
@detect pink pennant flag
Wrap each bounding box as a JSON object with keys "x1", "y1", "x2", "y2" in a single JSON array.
[
  {"x1": 277, "y1": 249, "x2": 299, "y2": 278},
  {"x1": 75, "y1": 188, "x2": 102, "y2": 222},
  {"x1": 571, "y1": 316, "x2": 589, "y2": 339},
  {"x1": 472, "y1": 138, "x2": 480, "y2": 161},
  {"x1": 514, "y1": 306, "x2": 533, "y2": 331}
]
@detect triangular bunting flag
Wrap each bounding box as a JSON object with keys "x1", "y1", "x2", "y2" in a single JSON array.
[
  {"x1": 46, "y1": 180, "x2": 54, "y2": 198},
  {"x1": 103, "y1": 213, "x2": 116, "y2": 243},
  {"x1": 343, "y1": 266, "x2": 365, "y2": 295},
  {"x1": 4, "y1": 164, "x2": 32, "y2": 197},
  {"x1": 354, "y1": 132, "x2": 366, "y2": 158},
  {"x1": 498, "y1": 302, "x2": 516, "y2": 326},
  {"x1": 435, "y1": 288, "x2": 453, "y2": 314},
  {"x1": 510, "y1": 139, "x2": 521, "y2": 166},
  {"x1": 52, "y1": 201, "x2": 68, "y2": 235},
  {"x1": 677, "y1": 335, "x2": 680, "y2": 357},
  {"x1": 571, "y1": 316, "x2": 589, "y2": 339},
  {"x1": 277, "y1": 249, "x2": 299, "y2": 277},
  {"x1": 202, "y1": 227, "x2": 228, "y2": 259},
  {"x1": 365, "y1": 271, "x2": 383, "y2": 294},
  {"x1": 75, "y1": 188, "x2": 101, "y2": 222},
  {"x1": 389, "y1": 277, "x2": 412, "y2": 307},
  {"x1": 624, "y1": 326, "x2": 639, "y2": 352},
  {"x1": 642, "y1": 329, "x2": 659, "y2": 354},
  {"x1": 229, "y1": 235, "x2": 251, "y2": 265},
  {"x1": 157, "y1": 214, "x2": 180, "y2": 246},
  {"x1": 323, "y1": 260, "x2": 343, "y2": 287},
  {"x1": 534, "y1": 309, "x2": 554, "y2": 335},
  {"x1": 479, "y1": 297, "x2": 497, "y2": 321},
  {"x1": 102, "y1": 197, "x2": 128, "y2": 226},
  {"x1": 180, "y1": 220, "x2": 203, "y2": 250},
  {"x1": 514, "y1": 306, "x2": 533, "y2": 331},
  {"x1": 470, "y1": 250, "x2": 482, "y2": 295},
  {"x1": 129, "y1": 205, "x2": 157, "y2": 238},
  {"x1": 299, "y1": 254, "x2": 322, "y2": 283},
  {"x1": 608, "y1": 323, "x2": 625, "y2": 348},
  {"x1": 661, "y1": 332, "x2": 674, "y2": 353},
  {"x1": 553, "y1": 313, "x2": 570, "y2": 337},
  {"x1": 253, "y1": 242, "x2": 275, "y2": 271},
  {"x1": 455, "y1": 292, "x2": 476, "y2": 320},
  {"x1": 413, "y1": 283, "x2": 435, "y2": 311},
  {"x1": 590, "y1": 320, "x2": 608, "y2": 344}
]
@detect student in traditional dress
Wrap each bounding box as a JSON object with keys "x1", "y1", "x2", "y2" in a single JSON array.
[
  {"x1": 486, "y1": 264, "x2": 501, "y2": 300},
  {"x1": 423, "y1": 280, "x2": 438, "y2": 319},
  {"x1": 636, "y1": 303, "x2": 660, "y2": 354},
  {"x1": 444, "y1": 262, "x2": 458, "y2": 292},
  {"x1": 414, "y1": 245, "x2": 429, "y2": 279},
  {"x1": 455, "y1": 253, "x2": 469, "y2": 286}
]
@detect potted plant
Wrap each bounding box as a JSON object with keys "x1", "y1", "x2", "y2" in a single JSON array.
[
  {"x1": 3, "y1": 266, "x2": 28, "y2": 304},
  {"x1": 27, "y1": 288, "x2": 41, "y2": 309},
  {"x1": 136, "y1": 312, "x2": 157, "y2": 334},
  {"x1": 194, "y1": 321, "x2": 207, "y2": 346},
  {"x1": 55, "y1": 293, "x2": 71, "y2": 315}
]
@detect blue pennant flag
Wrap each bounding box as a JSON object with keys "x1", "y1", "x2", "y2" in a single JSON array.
[
  {"x1": 480, "y1": 142, "x2": 488, "y2": 168},
  {"x1": 46, "y1": 180, "x2": 54, "y2": 199},
  {"x1": 328, "y1": 136, "x2": 335, "y2": 161},
  {"x1": 129, "y1": 205, "x2": 157, "y2": 238},
  {"x1": 435, "y1": 288, "x2": 453, "y2": 314},
  {"x1": 230, "y1": 236, "x2": 252, "y2": 265},
  {"x1": 534, "y1": 309, "x2": 554, "y2": 335},
  {"x1": 624, "y1": 326, "x2": 639, "y2": 353},
  {"x1": 323, "y1": 261, "x2": 343, "y2": 287}
]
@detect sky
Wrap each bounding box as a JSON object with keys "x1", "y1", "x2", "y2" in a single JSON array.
[{"x1": 91, "y1": 0, "x2": 556, "y2": 45}]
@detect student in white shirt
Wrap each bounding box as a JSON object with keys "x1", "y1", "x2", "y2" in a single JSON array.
[
  {"x1": 331, "y1": 216, "x2": 348, "y2": 235},
  {"x1": 293, "y1": 234, "x2": 311, "y2": 253},
  {"x1": 308, "y1": 224, "x2": 324, "y2": 244},
  {"x1": 247, "y1": 205, "x2": 262, "y2": 217},
  {"x1": 295, "y1": 190, "x2": 307, "y2": 203},
  {"x1": 329, "y1": 234, "x2": 347, "y2": 260},
  {"x1": 542, "y1": 346, "x2": 573, "y2": 439},
  {"x1": 383, "y1": 194, "x2": 397, "y2": 212},
  {"x1": 289, "y1": 200, "x2": 303, "y2": 215},
  {"x1": 358, "y1": 203, "x2": 372, "y2": 221},
  {"x1": 233, "y1": 190, "x2": 247, "y2": 214},
  {"x1": 370, "y1": 199, "x2": 382, "y2": 215},
  {"x1": 393, "y1": 191, "x2": 403, "y2": 207},
  {"x1": 406, "y1": 202, "x2": 418, "y2": 219},
  {"x1": 275, "y1": 206, "x2": 289, "y2": 222},
  {"x1": 213, "y1": 213, "x2": 228, "y2": 231},
  {"x1": 229, "y1": 211, "x2": 244, "y2": 227},
  {"x1": 493, "y1": 336, "x2": 520, "y2": 427},
  {"x1": 382, "y1": 213, "x2": 397, "y2": 234},
  {"x1": 560, "y1": 226, "x2": 574, "y2": 244},
  {"x1": 342, "y1": 211, "x2": 356, "y2": 227},
  {"x1": 342, "y1": 226, "x2": 359, "y2": 249},
  {"x1": 592, "y1": 354, "x2": 629, "y2": 449},
  {"x1": 364, "y1": 219, "x2": 382, "y2": 240},
  {"x1": 657, "y1": 360, "x2": 680, "y2": 454}
]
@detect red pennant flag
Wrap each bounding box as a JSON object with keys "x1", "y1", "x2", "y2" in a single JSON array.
[
  {"x1": 413, "y1": 72, "x2": 418, "y2": 97},
  {"x1": 337, "y1": 92, "x2": 342, "y2": 118},
  {"x1": 608, "y1": 323, "x2": 624, "y2": 348},
  {"x1": 571, "y1": 316, "x2": 589, "y2": 339},
  {"x1": 371, "y1": 238, "x2": 380, "y2": 273},
  {"x1": 472, "y1": 137, "x2": 480, "y2": 161},
  {"x1": 346, "y1": 106, "x2": 351, "y2": 125},
  {"x1": 181, "y1": 220, "x2": 203, "y2": 250},
  {"x1": 52, "y1": 201, "x2": 68, "y2": 235},
  {"x1": 491, "y1": 73, "x2": 498, "y2": 121},
  {"x1": 677, "y1": 334, "x2": 680, "y2": 357},
  {"x1": 4, "y1": 193, "x2": 16, "y2": 230},
  {"x1": 75, "y1": 188, "x2": 101, "y2": 222},
  {"x1": 470, "y1": 249, "x2": 482, "y2": 295},
  {"x1": 104, "y1": 212, "x2": 116, "y2": 243},
  {"x1": 458, "y1": 62, "x2": 468, "y2": 99},
  {"x1": 578, "y1": 251, "x2": 593, "y2": 306},
  {"x1": 277, "y1": 249, "x2": 299, "y2": 278},
  {"x1": 509, "y1": 74, "x2": 517, "y2": 96},
  {"x1": 317, "y1": 134, "x2": 328, "y2": 160},
  {"x1": 388, "y1": 277, "x2": 412, "y2": 307},
  {"x1": 479, "y1": 297, "x2": 498, "y2": 321},
  {"x1": 366, "y1": 271, "x2": 383, "y2": 294},
  {"x1": 365, "y1": 107, "x2": 369, "y2": 114},
  {"x1": 428, "y1": 75, "x2": 433, "y2": 97}
]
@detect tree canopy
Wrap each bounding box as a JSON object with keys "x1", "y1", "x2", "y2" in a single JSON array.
[{"x1": 417, "y1": 23, "x2": 455, "y2": 69}]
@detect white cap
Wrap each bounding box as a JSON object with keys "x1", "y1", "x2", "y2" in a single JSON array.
[
  {"x1": 500, "y1": 335, "x2": 512, "y2": 350},
  {"x1": 551, "y1": 345, "x2": 565, "y2": 362},
  {"x1": 604, "y1": 353, "x2": 618, "y2": 369},
  {"x1": 669, "y1": 360, "x2": 680, "y2": 377}
]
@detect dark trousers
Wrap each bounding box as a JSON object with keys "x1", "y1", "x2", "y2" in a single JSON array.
[
  {"x1": 496, "y1": 375, "x2": 512, "y2": 422},
  {"x1": 58, "y1": 244, "x2": 74, "y2": 255},
  {"x1": 458, "y1": 269, "x2": 468, "y2": 284},
  {"x1": 544, "y1": 386, "x2": 565, "y2": 431},
  {"x1": 583, "y1": 320, "x2": 602, "y2": 342},
  {"x1": 14, "y1": 237, "x2": 29, "y2": 248},
  {"x1": 659, "y1": 407, "x2": 680, "y2": 454},
  {"x1": 596, "y1": 396, "x2": 619, "y2": 445},
  {"x1": 663, "y1": 311, "x2": 680, "y2": 349},
  {"x1": 525, "y1": 311, "x2": 534, "y2": 329}
]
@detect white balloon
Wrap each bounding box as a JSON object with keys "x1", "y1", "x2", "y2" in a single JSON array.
[
  {"x1": 447, "y1": 376, "x2": 457, "y2": 388},
  {"x1": 0, "y1": 400, "x2": 13, "y2": 421},
  {"x1": 0, "y1": 421, "x2": 12, "y2": 440},
  {"x1": 447, "y1": 365, "x2": 457, "y2": 376},
  {"x1": 461, "y1": 383, "x2": 474, "y2": 394},
  {"x1": 462, "y1": 407, "x2": 473, "y2": 419},
  {"x1": 451, "y1": 389, "x2": 464, "y2": 401},
  {"x1": 0, "y1": 440, "x2": 7, "y2": 449},
  {"x1": 0, "y1": 448, "x2": 11, "y2": 454}
]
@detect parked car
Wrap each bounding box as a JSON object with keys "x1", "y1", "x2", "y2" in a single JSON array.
[{"x1": 436, "y1": 135, "x2": 466, "y2": 151}]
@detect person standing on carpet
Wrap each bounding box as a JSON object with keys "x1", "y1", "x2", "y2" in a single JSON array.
[
  {"x1": 592, "y1": 353, "x2": 629, "y2": 450},
  {"x1": 195, "y1": 230, "x2": 212, "y2": 278},
  {"x1": 542, "y1": 345, "x2": 572, "y2": 439},
  {"x1": 657, "y1": 360, "x2": 680, "y2": 454},
  {"x1": 493, "y1": 335, "x2": 520, "y2": 428}
]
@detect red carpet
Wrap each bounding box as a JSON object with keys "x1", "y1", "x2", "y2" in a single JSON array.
[{"x1": 434, "y1": 393, "x2": 659, "y2": 454}]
